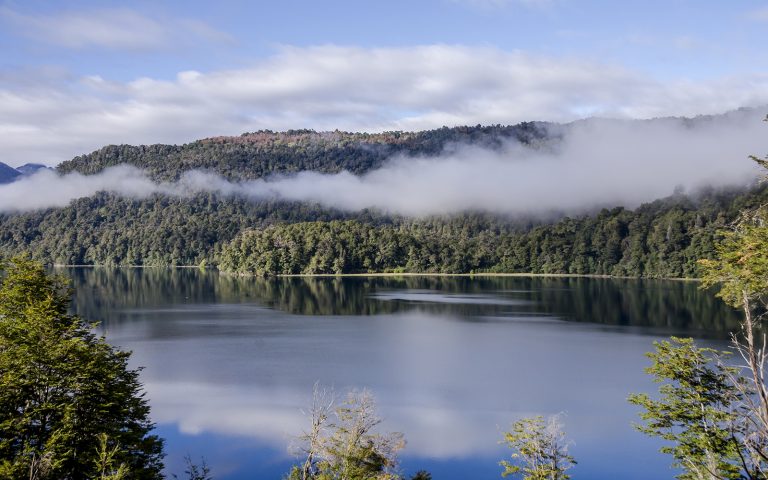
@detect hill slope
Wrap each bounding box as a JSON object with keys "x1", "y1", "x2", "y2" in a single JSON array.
[
  {"x1": 57, "y1": 123, "x2": 550, "y2": 180},
  {"x1": 0, "y1": 163, "x2": 20, "y2": 184},
  {"x1": 0, "y1": 119, "x2": 762, "y2": 277}
]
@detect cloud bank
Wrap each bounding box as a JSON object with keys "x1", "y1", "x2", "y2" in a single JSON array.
[
  {"x1": 2, "y1": 44, "x2": 768, "y2": 166},
  {"x1": 1, "y1": 109, "x2": 764, "y2": 216}
]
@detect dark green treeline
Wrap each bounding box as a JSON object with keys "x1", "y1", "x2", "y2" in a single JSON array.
[
  {"x1": 220, "y1": 186, "x2": 768, "y2": 278},
  {"x1": 2, "y1": 183, "x2": 764, "y2": 275},
  {"x1": 0, "y1": 194, "x2": 351, "y2": 266}
]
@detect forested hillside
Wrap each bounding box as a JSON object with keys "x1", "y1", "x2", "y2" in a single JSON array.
[
  {"x1": 0, "y1": 194, "x2": 352, "y2": 266},
  {"x1": 219, "y1": 186, "x2": 768, "y2": 278},
  {"x1": 2, "y1": 180, "x2": 762, "y2": 275},
  {"x1": 1, "y1": 122, "x2": 762, "y2": 277},
  {"x1": 57, "y1": 123, "x2": 550, "y2": 180}
]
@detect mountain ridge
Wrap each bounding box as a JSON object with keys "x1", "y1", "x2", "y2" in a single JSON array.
[
  {"x1": 56, "y1": 122, "x2": 551, "y2": 181},
  {"x1": 0, "y1": 109, "x2": 764, "y2": 276},
  {"x1": 0, "y1": 163, "x2": 20, "y2": 184}
]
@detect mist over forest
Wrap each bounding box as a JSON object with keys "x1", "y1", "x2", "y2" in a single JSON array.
[
  {"x1": 1, "y1": 107, "x2": 764, "y2": 215},
  {"x1": 0, "y1": 108, "x2": 764, "y2": 277}
]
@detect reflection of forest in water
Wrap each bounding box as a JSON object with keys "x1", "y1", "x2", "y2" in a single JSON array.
[{"x1": 63, "y1": 267, "x2": 743, "y2": 338}]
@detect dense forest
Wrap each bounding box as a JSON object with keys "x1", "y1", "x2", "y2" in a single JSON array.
[
  {"x1": 0, "y1": 194, "x2": 353, "y2": 266},
  {"x1": 0, "y1": 122, "x2": 763, "y2": 277},
  {"x1": 1, "y1": 184, "x2": 764, "y2": 276},
  {"x1": 57, "y1": 123, "x2": 551, "y2": 180},
  {"x1": 219, "y1": 185, "x2": 766, "y2": 278}
]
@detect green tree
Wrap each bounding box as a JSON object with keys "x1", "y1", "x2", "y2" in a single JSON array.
[
  {"x1": 94, "y1": 434, "x2": 129, "y2": 480},
  {"x1": 499, "y1": 415, "x2": 575, "y2": 480},
  {"x1": 632, "y1": 151, "x2": 768, "y2": 479},
  {"x1": 698, "y1": 154, "x2": 768, "y2": 476},
  {"x1": 0, "y1": 257, "x2": 164, "y2": 479},
  {"x1": 628, "y1": 338, "x2": 743, "y2": 479}
]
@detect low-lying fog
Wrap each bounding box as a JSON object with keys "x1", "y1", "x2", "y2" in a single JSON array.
[{"x1": 2, "y1": 109, "x2": 765, "y2": 215}]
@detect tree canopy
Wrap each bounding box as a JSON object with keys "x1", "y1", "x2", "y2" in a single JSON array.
[
  {"x1": 0, "y1": 257, "x2": 164, "y2": 479},
  {"x1": 632, "y1": 145, "x2": 768, "y2": 479}
]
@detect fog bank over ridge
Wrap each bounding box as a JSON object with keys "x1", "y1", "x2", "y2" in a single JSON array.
[{"x1": 1, "y1": 109, "x2": 766, "y2": 215}]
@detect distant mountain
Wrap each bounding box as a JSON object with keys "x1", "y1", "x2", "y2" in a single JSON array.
[
  {"x1": 56, "y1": 123, "x2": 551, "y2": 181},
  {"x1": 0, "y1": 162, "x2": 21, "y2": 184},
  {"x1": 0, "y1": 162, "x2": 50, "y2": 184},
  {"x1": 15, "y1": 163, "x2": 51, "y2": 176}
]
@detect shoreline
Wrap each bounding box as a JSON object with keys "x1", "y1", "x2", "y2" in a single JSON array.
[
  {"x1": 275, "y1": 272, "x2": 698, "y2": 282},
  {"x1": 50, "y1": 264, "x2": 699, "y2": 282}
]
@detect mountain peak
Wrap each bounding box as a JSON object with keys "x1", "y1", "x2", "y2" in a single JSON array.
[
  {"x1": 16, "y1": 163, "x2": 50, "y2": 176},
  {"x1": 0, "y1": 162, "x2": 21, "y2": 184}
]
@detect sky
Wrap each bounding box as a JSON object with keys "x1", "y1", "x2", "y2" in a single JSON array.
[{"x1": 1, "y1": 0, "x2": 768, "y2": 166}]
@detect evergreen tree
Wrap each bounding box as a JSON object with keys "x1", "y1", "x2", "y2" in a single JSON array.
[{"x1": 0, "y1": 257, "x2": 164, "y2": 479}]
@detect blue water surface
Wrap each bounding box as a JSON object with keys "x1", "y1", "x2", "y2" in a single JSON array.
[{"x1": 65, "y1": 270, "x2": 737, "y2": 479}]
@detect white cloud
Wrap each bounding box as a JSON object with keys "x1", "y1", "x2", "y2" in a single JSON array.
[
  {"x1": 0, "y1": 166, "x2": 158, "y2": 211},
  {"x1": 0, "y1": 7, "x2": 233, "y2": 50},
  {"x1": 1, "y1": 109, "x2": 764, "y2": 215},
  {"x1": 0, "y1": 45, "x2": 767, "y2": 166}
]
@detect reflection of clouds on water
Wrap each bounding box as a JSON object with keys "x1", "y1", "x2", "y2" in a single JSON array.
[
  {"x1": 145, "y1": 380, "x2": 542, "y2": 458},
  {"x1": 70, "y1": 271, "x2": 738, "y2": 478},
  {"x1": 125, "y1": 311, "x2": 669, "y2": 461},
  {"x1": 146, "y1": 383, "x2": 305, "y2": 440},
  {"x1": 477, "y1": 314, "x2": 566, "y2": 325}
]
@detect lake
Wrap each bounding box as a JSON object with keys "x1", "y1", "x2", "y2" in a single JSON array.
[{"x1": 63, "y1": 268, "x2": 741, "y2": 479}]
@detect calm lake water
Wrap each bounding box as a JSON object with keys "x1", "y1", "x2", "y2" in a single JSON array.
[{"x1": 63, "y1": 269, "x2": 741, "y2": 480}]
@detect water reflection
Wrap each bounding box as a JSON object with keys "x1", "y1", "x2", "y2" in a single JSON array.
[
  {"x1": 132, "y1": 313, "x2": 668, "y2": 455},
  {"x1": 67, "y1": 268, "x2": 742, "y2": 338},
  {"x1": 60, "y1": 268, "x2": 740, "y2": 479}
]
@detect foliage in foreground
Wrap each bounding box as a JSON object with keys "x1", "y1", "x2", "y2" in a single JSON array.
[
  {"x1": 628, "y1": 339, "x2": 744, "y2": 479},
  {"x1": 0, "y1": 257, "x2": 164, "y2": 479},
  {"x1": 172, "y1": 456, "x2": 212, "y2": 480},
  {"x1": 500, "y1": 416, "x2": 576, "y2": 480},
  {"x1": 632, "y1": 152, "x2": 768, "y2": 479},
  {"x1": 287, "y1": 387, "x2": 405, "y2": 480},
  {"x1": 286, "y1": 386, "x2": 578, "y2": 480}
]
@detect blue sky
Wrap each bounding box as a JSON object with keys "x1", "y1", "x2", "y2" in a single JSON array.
[{"x1": 1, "y1": 0, "x2": 767, "y2": 165}]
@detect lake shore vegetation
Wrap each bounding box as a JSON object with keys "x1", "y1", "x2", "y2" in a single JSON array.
[{"x1": 631, "y1": 153, "x2": 768, "y2": 478}]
